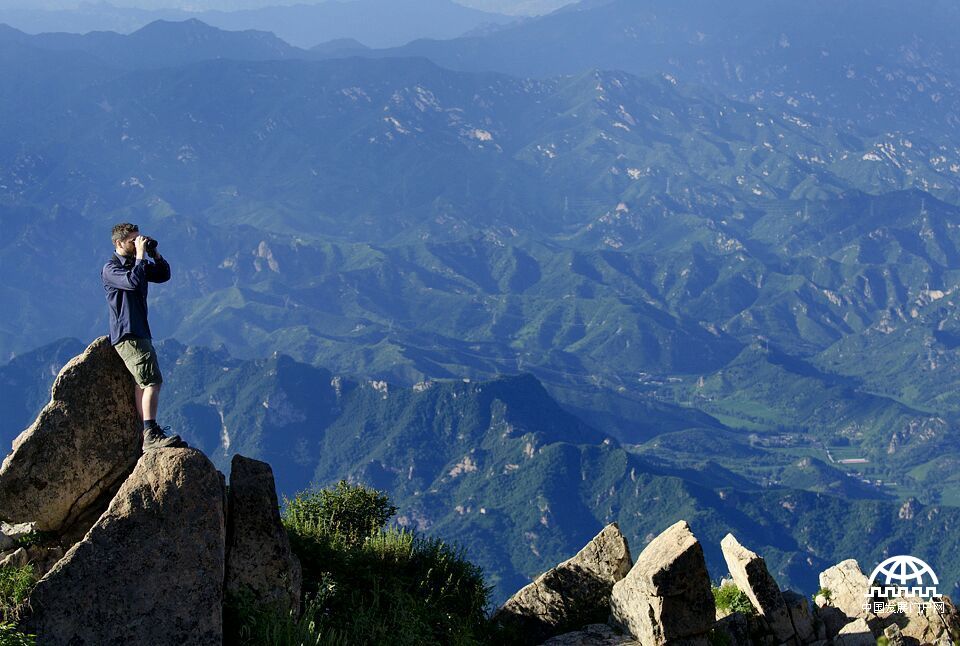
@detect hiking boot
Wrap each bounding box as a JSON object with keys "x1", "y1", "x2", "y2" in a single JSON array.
[{"x1": 142, "y1": 426, "x2": 188, "y2": 451}]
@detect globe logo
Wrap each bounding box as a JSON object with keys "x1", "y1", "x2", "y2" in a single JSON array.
[{"x1": 867, "y1": 555, "x2": 939, "y2": 599}]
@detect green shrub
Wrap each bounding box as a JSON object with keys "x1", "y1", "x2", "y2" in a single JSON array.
[
  {"x1": 0, "y1": 622, "x2": 35, "y2": 646},
  {"x1": 813, "y1": 587, "x2": 833, "y2": 604},
  {"x1": 12, "y1": 532, "x2": 55, "y2": 550},
  {"x1": 0, "y1": 566, "x2": 35, "y2": 623},
  {"x1": 284, "y1": 480, "x2": 397, "y2": 549},
  {"x1": 282, "y1": 482, "x2": 491, "y2": 645},
  {"x1": 712, "y1": 583, "x2": 756, "y2": 617}
]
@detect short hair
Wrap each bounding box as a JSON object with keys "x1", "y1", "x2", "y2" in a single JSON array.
[{"x1": 111, "y1": 222, "x2": 139, "y2": 245}]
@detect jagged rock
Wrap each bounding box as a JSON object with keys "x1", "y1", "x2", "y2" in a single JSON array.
[
  {"x1": 0, "y1": 337, "x2": 141, "y2": 533},
  {"x1": 494, "y1": 523, "x2": 632, "y2": 643},
  {"x1": 24, "y1": 448, "x2": 226, "y2": 646},
  {"x1": 225, "y1": 454, "x2": 302, "y2": 614},
  {"x1": 1, "y1": 521, "x2": 35, "y2": 552},
  {"x1": 0, "y1": 547, "x2": 28, "y2": 569},
  {"x1": 711, "y1": 610, "x2": 769, "y2": 646},
  {"x1": 818, "y1": 558, "x2": 960, "y2": 644},
  {"x1": 875, "y1": 594, "x2": 960, "y2": 645},
  {"x1": 883, "y1": 623, "x2": 906, "y2": 646},
  {"x1": 25, "y1": 545, "x2": 66, "y2": 578},
  {"x1": 781, "y1": 590, "x2": 816, "y2": 643},
  {"x1": 818, "y1": 559, "x2": 870, "y2": 621},
  {"x1": 720, "y1": 533, "x2": 796, "y2": 643},
  {"x1": 813, "y1": 600, "x2": 850, "y2": 640},
  {"x1": 833, "y1": 617, "x2": 874, "y2": 645},
  {"x1": 540, "y1": 623, "x2": 639, "y2": 645},
  {"x1": 609, "y1": 520, "x2": 714, "y2": 645}
]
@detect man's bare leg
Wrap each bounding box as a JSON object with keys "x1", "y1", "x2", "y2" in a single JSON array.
[
  {"x1": 142, "y1": 384, "x2": 160, "y2": 422},
  {"x1": 135, "y1": 384, "x2": 145, "y2": 420}
]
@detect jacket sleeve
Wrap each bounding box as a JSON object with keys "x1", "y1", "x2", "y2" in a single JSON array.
[
  {"x1": 146, "y1": 255, "x2": 171, "y2": 283},
  {"x1": 102, "y1": 259, "x2": 148, "y2": 291}
]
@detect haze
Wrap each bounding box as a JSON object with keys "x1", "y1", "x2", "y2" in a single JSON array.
[{"x1": 0, "y1": 0, "x2": 571, "y2": 17}]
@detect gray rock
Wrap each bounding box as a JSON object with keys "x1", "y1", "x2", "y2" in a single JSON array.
[
  {"x1": 25, "y1": 545, "x2": 66, "y2": 579},
  {"x1": 494, "y1": 523, "x2": 632, "y2": 643},
  {"x1": 610, "y1": 520, "x2": 714, "y2": 645},
  {"x1": 711, "y1": 611, "x2": 768, "y2": 646},
  {"x1": 0, "y1": 547, "x2": 28, "y2": 569},
  {"x1": 812, "y1": 601, "x2": 850, "y2": 640},
  {"x1": 817, "y1": 559, "x2": 869, "y2": 623},
  {"x1": 883, "y1": 623, "x2": 906, "y2": 646},
  {"x1": 1, "y1": 521, "x2": 35, "y2": 552},
  {"x1": 833, "y1": 617, "x2": 875, "y2": 646},
  {"x1": 872, "y1": 594, "x2": 960, "y2": 645},
  {"x1": 781, "y1": 590, "x2": 816, "y2": 643},
  {"x1": 225, "y1": 454, "x2": 302, "y2": 614},
  {"x1": 817, "y1": 558, "x2": 960, "y2": 644},
  {"x1": 25, "y1": 448, "x2": 226, "y2": 646},
  {"x1": 720, "y1": 533, "x2": 796, "y2": 643},
  {"x1": 0, "y1": 337, "x2": 141, "y2": 533},
  {"x1": 540, "y1": 623, "x2": 640, "y2": 645}
]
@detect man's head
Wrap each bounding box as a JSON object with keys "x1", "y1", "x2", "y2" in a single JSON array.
[{"x1": 112, "y1": 222, "x2": 139, "y2": 256}]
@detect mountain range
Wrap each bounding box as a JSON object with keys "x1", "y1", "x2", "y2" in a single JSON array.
[
  {"x1": 3, "y1": 3, "x2": 960, "y2": 605},
  {"x1": 4, "y1": 338, "x2": 960, "y2": 605},
  {"x1": 372, "y1": 0, "x2": 960, "y2": 143},
  {"x1": 0, "y1": 0, "x2": 518, "y2": 49}
]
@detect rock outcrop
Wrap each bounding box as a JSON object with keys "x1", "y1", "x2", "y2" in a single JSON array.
[
  {"x1": 541, "y1": 623, "x2": 639, "y2": 645},
  {"x1": 225, "y1": 454, "x2": 302, "y2": 614},
  {"x1": 609, "y1": 520, "x2": 714, "y2": 645},
  {"x1": 25, "y1": 448, "x2": 226, "y2": 646},
  {"x1": 0, "y1": 336, "x2": 141, "y2": 533},
  {"x1": 781, "y1": 589, "x2": 818, "y2": 643},
  {"x1": 816, "y1": 558, "x2": 960, "y2": 645},
  {"x1": 818, "y1": 559, "x2": 871, "y2": 621},
  {"x1": 833, "y1": 617, "x2": 874, "y2": 646},
  {"x1": 493, "y1": 523, "x2": 632, "y2": 643},
  {"x1": 720, "y1": 532, "x2": 798, "y2": 643}
]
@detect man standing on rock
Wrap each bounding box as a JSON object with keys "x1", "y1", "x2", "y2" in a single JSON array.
[{"x1": 102, "y1": 223, "x2": 187, "y2": 451}]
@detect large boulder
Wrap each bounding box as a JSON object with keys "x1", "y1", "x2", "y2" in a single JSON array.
[
  {"x1": 609, "y1": 520, "x2": 714, "y2": 645},
  {"x1": 781, "y1": 590, "x2": 818, "y2": 643},
  {"x1": 540, "y1": 623, "x2": 640, "y2": 645},
  {"x1": 833, "y1": 617, "x2": 875, "y2": 646},
  {"x1": 493, "y1": 523, "x2": 632, "y2": 643},
  {"x1": 0, "y1": 337, "x2": 141, "y2": 533},
  {"x1": 24, "y1": 448, "x2": 226, "y2": 646},
  {"x1": 225, "y1": 454, "x2": 302, "y2": 614},
  {"x1": 818, "y1": 559, "x2": 871, "y2": 621},
  {"x1": 817, "y1": 558, "x2": 960, "y2": 644},
  {"x1": 720, "y1": 533, "x2": 797, "y2": 643}
]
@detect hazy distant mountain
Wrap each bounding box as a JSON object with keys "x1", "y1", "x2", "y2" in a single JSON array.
[
  {"x1": 309, "y1": 36, "x2": 368, "y2": 56},
  {"x1": 0, "y1": 19, "x2": 303, "y2": 68},
  {"x1": 454, "y1": 0, "x2": 579, "y2": 15},
  {"x1": 377, "y1": 0, "x2": 960, "y2": 142},
  {"x1": 0, "y1": 0, "x2": 516, "y2": 48}
]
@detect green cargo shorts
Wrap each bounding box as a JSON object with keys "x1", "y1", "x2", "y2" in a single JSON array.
[{"x1": 115, "y1": 337, "x2": 163, "y2": 388}]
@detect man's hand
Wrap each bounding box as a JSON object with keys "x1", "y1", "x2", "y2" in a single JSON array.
[{"x1": 134, "y1": 235, "x2": 148, "y2": 260}]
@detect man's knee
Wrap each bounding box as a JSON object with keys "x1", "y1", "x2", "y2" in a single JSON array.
[{"x1": 115, "y1": 337, "x2": 163, "y2": 389}]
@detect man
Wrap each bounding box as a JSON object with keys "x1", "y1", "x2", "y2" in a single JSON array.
[{"x1": 102, "y1": 223, "x2": 187, "y2": 451}]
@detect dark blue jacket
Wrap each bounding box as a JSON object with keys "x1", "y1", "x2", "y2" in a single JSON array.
[{"x1": 102, "y1": 253, "x2": 171, "y2": 345}]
